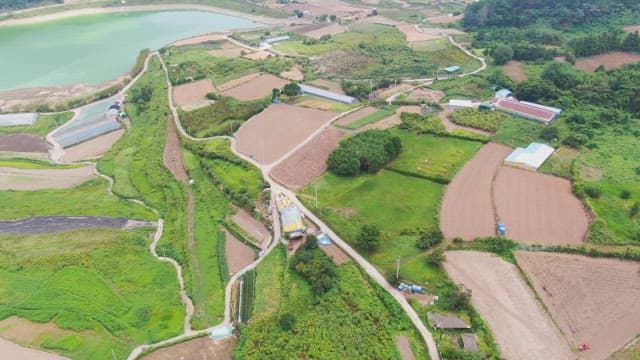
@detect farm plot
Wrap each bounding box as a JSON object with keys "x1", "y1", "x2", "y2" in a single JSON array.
[
  {"x1": 0, "y1": 133, "x2": 48, "y2": 153},
  {"x1": 575, "y1": 51, "x2": 640, "y2": 72},
  {"x1": 503, "y1": 61, "x2": 528, "y2": 82},
  {"x1": 225, "y1": 231, "x2": 256, "y2": 275},
  {"x1": 206, "y1": 41, "x2": 244, "y2": 58},
  {"x1": 440, "y1": 142, "x2": 512, "y2": 240},
  {"x1": 398, "y1": 24, "x2": 440, "y2": 42},
  {"x1": 335, "y1": 107, "x2": 377, "y2": 126},
  {"x1": 216, "y1": 73, "x2": 261, "y2": 92},
  {"x1": 0, "y1": 216, "x2": 153, "y2": 235},
  {"x1": 516, "y1": 251, "x2": 640, "y2": 360},
  {"x1": 360, "y1": 105, "x2": 421, "y2": 131},
  {"x1": 232, "y1": 208, "x2": 271, "y2": 249},
  {"x1": 172, "y1": 78, "x2": 215, "y2": 110},
  {"x1": 309, "y1": 79, "x2": 346, "y2": 95},
  {"x1": 60, "y1": 129, "x2": 124, "y2": 162},
  {"x1": 271, "y1": 128, "x2": 345, "y2": 189},
  {"x1": 427, "y1": 14, "x2": 463, "y2": 24},
  {"x1": 221, "y1": 74, "x2": 288, "y2": 101},
  {"x1": 242, "y1": 50, "x2": 273, "y2": 60},
  {"x1": 280, "y1": 65, "x2": 304, "y2": 81},
  {"x1": 143, "y1": 337, "x2": 236, "y2": 360},
  {"x1": 171, "y1": 34, "x2": 227, "y2": 47},
  {"x1": 0, "y1": 165, "x2": 95, "y2": 190},
  {"x1": 235, "y1": 104, "x2": 336, "y2": 164},
  {"x1": 0, "y1": 337, "x2": 67, "y2": 360},
  {"x1": 303, "y1": 23, "x2": 346, "y2": 39},
  {"x1": 444, "y1": 251, "x2": 574, "y2": 360},
  {"x1": 163, "y1": 118, "x2": 188, "y2": 182},
  {"x1": 319, "y1": 243, "x2": 351, "y2": 265},
  {"x1": 406, "y1": 87, "x2": 445, "y2": 102},
  {"x1": 494, "y1": 166, "x2": 590, "y2": 245}
]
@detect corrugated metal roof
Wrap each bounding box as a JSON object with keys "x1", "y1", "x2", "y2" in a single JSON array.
[
  {"x1": 299, "y1": 84, "x2": 357, "y2": 104},
  {"x1": 264, "y1": 35, "x2": 290, "y2": 44},
  {"x1": 449, "y1": 99, "x2": 473, "y2": 108},
  {"x1": 495, "y1": 98, "x2": 559, "y2": 124},
  {"x1": 462, "y1": 333, "x2": 478, "y2": 351},
  {"x1": 280, "y1": 205, "x2": 305, "y2": 233}
]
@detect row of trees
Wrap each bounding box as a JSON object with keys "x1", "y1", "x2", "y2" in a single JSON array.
[
  {"x1": 327, "y1": 130, "x2": 402, "y2": 176},
  {"x1": 569, "y1": 31, "x2": 640, "y2": 57}
]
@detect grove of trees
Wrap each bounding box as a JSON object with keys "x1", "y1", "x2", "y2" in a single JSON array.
[{"x1": 327, "y1": 130, "x2": 402, "y2": 176}]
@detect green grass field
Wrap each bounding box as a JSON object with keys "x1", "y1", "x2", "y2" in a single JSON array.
[
  {"x1": 492, "y1": 116, "x2": 545, "y2": 147},
  {"x1": 0, "y1": 228, "x2": 184, "y2": 359},
  {"x1": 339, "y1": 106, "x2": 398, "y2": 130},
  {"x1": 448, "y1": 108, "x2": 507, "y2": 132},
  {"x1": 0, "y1": 158, "x2": 83, "y2": 169},
  {"x1": 252, "y1": 245, "x2": 285, "y2": 321},
  {"x1": 0, "y1": 112, "x2": 73, "y2": 137},
  {"x1": 428, "y1": 75, "x2": 494, "y2": 100}
]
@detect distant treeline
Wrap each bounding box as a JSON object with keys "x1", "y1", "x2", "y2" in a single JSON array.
[
  {"x1": 0, "y1": 0, "x2": 60, "y2": 11},
  {"x1": 569, "y1": 31, "x2": 640, "y2": 57}
]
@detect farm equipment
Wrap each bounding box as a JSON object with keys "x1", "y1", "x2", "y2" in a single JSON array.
[
  {"x1": 497, "y1": 221, "x2": 506, "y2": 236},
  {"x1": 578, "y1": 344, "x2": 590, "y2": 352}
]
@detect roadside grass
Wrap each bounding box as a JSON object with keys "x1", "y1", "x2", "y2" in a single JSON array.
[
  {"x1": 0, "y1": 158, "x2": 83, "y2": 169},
  {"x1": 428, "y1": 75, "x2": 494, "y2": 100},
  {"x1": 235, "y1": 261, "x2": 428, "y2": 360},
  {"x1": 0, "y1": 228, "x2": 184, "y2": 359},
  {"x1": 0, "y1": 178, "x2": 155, "y2": 220},
  {"x1": 338, "y1": 105, "x2": 398, "y2": 130},
  {"x1": 0, "y1": 112, "x2": 73, "y2": 137},
  {"x1": 388, "y1": 129, "x2": 482, "y2": 181},
  {"x1": 252, "y1": 244, "x2": 285, "y2": 320},
  {"x1": 448, "y1": 108, "x2": 507, "y2": 132}
]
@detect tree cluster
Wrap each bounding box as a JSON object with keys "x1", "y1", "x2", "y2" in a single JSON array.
[
  {"x1": 569, "y1": 31, "x2": 640, "y2": 57},
  {"x1": 289, "y1": 236, "x2": 337, "y2": 296},
  {"x1": 327, "y1": 130, "x2": 402, "y2": 176}
]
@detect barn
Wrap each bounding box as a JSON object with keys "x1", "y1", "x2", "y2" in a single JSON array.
[
  {"x1": 504, "y1": 143, "x2": 554, "y2": 171},
  {"x1": 494, "y1": 98, "x2": 561, "y2": 125}
]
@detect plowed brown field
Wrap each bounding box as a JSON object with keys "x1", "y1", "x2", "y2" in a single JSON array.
[
  {"x1": 172, "y1": 79, "x2": 215, "y2": 110},
  {"x1": 225, "y1": 231, "x2": 255, "y2": 275},
  {"x1": 517, "y1": 251, "x2": 640, "y2": 360},
  {"x1": 221, "y1": 74, "x2": 288, "y2": 101},
  {"x1": 0, "y1": 133, "x2": 47, "y2": 153}
]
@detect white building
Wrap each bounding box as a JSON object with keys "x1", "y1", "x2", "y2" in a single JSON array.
[{"x1": 504, "y1": 143, "x2": 555, "y2": 171}]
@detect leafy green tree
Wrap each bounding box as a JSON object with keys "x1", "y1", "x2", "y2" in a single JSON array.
[
  {"x1": 358, "y1": 224, "x2": 381, "y2": 250},
  {"x1": 327, "y1": 130, "x2": 402, "y2": 176},
  {"x1": 442, "y1": 286, "x2": 471, "y2": 311},
  {"x1": 541, "y1": 62, "x2": 579, "y2": 90},
  {"x1": 416, "y1": 228, "x2": 444, "y2": 250},
  {"x1": 282, "y1": 82, "x2": 301, "y2": 100},
  {"x1": 278, "y1": 313, "x2": 296, "y2": 331},
  {"x1": 492, "y1": 44, "x2": 514, "y2": 65},
  {"x1": 514, "y1": 79, "x2": 557, "y2": 102},
  {"x1": 426, "y1": 249, "x2": 445, "y2": 267}
]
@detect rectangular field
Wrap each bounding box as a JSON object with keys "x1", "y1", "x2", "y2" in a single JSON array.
[
  {"x1": 221, "y1": 74, "x2": 288, "y2": 101},
  {"x1": 235, "y1": 104, "x2": 336, "y2": 164},
  {"x1": 444, "y1": 251, "x2": 574, "y2": 360},
  {"x1": 172, "y1": 78, "x2": 215, "y2": 110}
]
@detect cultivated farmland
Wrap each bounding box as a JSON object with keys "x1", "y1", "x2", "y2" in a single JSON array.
[
  {"x1": 172, "y1": 78, "x2": 215, "y2": 110},
  {"x1": 143, "y1": 337, "x2": 236, "y2": 360},
  {"x1": 60, "y1": 129, "x2": 124, "y2": 162},
  {"x1": 440, "y1": 143, "x2": 512, "y2": 240},
  {"x1": 0, "y1": 165, "x2": 95, "y2": 191},
  {"x1": 221, "y1": 74, "x2": 288, "y2": 101},
  {"x1": 494, "y1": 166, "x2": 590, "y2": 245},
  {"x1": 235, "y1": 104, "x2": 335, "y2": 164},
  {"x1": 232, "y1": 208, "x2": 271, "y2": 249},
  {"x1": 444, "y1": 251, "x2": 574, "y2": 360},
  {"x1": 503, "y1": 61, "x2": 528, "y2": 82},
  {"x1": 271, "y1": 128, "x2": 346, "y2": 189},
  {"x1": 335, "y1": 107, "x2": 377, "y2": 127},
  {"x1": 225, "y1": 231, "x2": 256, "y2": 275},
  {"x1": 0, "y1": 133, "x2": 48, "y2": 153},
  {"x1": 574, "y1": 51, "x2": 640, "y2": 72},
  {"x1": 517, "y1": 251, "x2": 640, "y2": 360}
]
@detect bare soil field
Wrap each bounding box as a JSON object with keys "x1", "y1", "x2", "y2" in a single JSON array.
[
  {"x1": 359, "y1": 105, "x2": 421, "y2": 131},
  {"x1": 503, "y1": 61, "x2": 528, "y2": 82},
  {"x1": 440, "y1": 143, "x2": 512, "y2": 240},
  {"x1": 172, "y1": 79, "x2": 215, "y2": 110},
  {"x1": 163, "y1": 117, "x2": 188, "y2": 182},
  {"x1": 0, "y1": 165, "x2": 94, "y2": 191},
  {"x1": 232, "y1": 208, "x2": 270, "y2": 248},
  {"x1": 206, "y1": 41, "x2": 243, "y2": 58},
  {"x1": 271, "y1": 128, "x2": 345, "y2": 189},
  {"x1": 374, "y1": 83, "x2": 413, "y2": 99},
  {"x1": 143, "y1": 336, "x2": 237, "y2": 360},
  {"x1": 243, "y1": 49, "x2": 273, "y2": 60},
  {"x1": 0, "y1": 317, "x2": 71, "y2": 360},
  {"x1": 0, "y1": 216, "x2": 152, "y2": 234},
  {"x1": 354, "y1": 15, "x2": 402, "y2": 26},
  {"x1": 60, "y1": 129, "x2": 123, "y2": 162},
  {"x1": 235, "y1": 104, "x2": 335, "y2": 164},
  {"x1": 280, "y1": 65, "x2": 304, "y2": 81},
  {"x1": 0, "y1": 337, "x2": 67, "y2": 360},
  {"x1": 319, "y1": 243, "x2": 351, "y2": 265},
  {"x1": 171, "y1": 33, "x2": 227, "y2": 47},
  {"x1": 303, "y1": 23, "x2": 346, "y2": 39},
  {"x1": 309, "y1": 79, "x2": 346, "y2": 95},
  {"x1": 398, "y1": 24, "x2": 440, "y2": 42},
  {"x1": 444, "y1": 251, "x2": 574, "y2": 360},
  {"x1": 0, "y1": 133, "x2": 48, "y2": 153},
  {"x1": 221, "y1": 74, "x2": 288, "y2": 101},
  {"x1": 396, "y1": 335, "x2": 416, "y2": 360},
  {"x1": 406, "y1": 87, "x2": 445, "y2": 102},
  {"x1": 225, "y1": 231, "x2": 256, "y2": 275},
  {"x1": 624, "y1": 25, "x2": 640, "y2": 33},
  {"x1": 575, "y1": 51, "x2": 640, "y2": 72},
  {"x1": 335, "y1": 106, "x2": 377, "y2": 126},
  {"x1": 494, "y1": 166, "x2": 589, "y2": 245},
  {"x1": 427, "y1": 14, "x2": 463, "y2": 24},
  {"x1": 216, "y1": 73, "x2": 261, "y2": 92},
  {"x1": 516, "y1": 251, "x2": 640, "y2": 360}
]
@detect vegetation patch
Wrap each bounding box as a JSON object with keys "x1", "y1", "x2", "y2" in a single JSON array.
[
  {"x1": 0, "y1": 112, "x2": 73, "y2": 137},
  {"x1": 327, "y1": 130, "x2": 402, "y2": 176},
  {"x1": 448, "y1": 108, "x2": 507, "y2": 132},
  {"x1": 338, "y1": 106, "x2": 398, "y2": 130}
]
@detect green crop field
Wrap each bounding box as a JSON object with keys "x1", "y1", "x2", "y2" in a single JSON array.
[
  {"x1": 0, "y1": 158, "x2": 83, "y2": 169},
  {"x1": 252, "y1": 245, "x2": 285, "y2": 321},
  {"x1": 339, "y1": 106, "x2": 398, "y2": 130},
  {"x1": 0, "y1": 112, "x2": 73, "y2": 137},
  {"x1": 448, "y1": 108, "x2": 508, "y2": 132},
  {"x1": 179, "y1": 97, "x2": 270, "y2": 138},
  {"x1": 388, "y1": 129, "x2": 482, "y2": 181},
  {"x1": 0, "y1": 228, "x2": 184, "y2": 359}
]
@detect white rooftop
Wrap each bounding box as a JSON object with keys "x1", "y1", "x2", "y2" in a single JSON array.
[
  {"x1": 448, "y1": 99, "x2": 473, "y2": 108},
  {"x1": 504, "y1": 143, "x2": 555, "y2": 170},
  {"x1": 0, "y1": 113, "x2": 38, "y2": 127}
]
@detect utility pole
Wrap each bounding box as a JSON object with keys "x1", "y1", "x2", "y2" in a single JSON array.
[{"x1": 396, "y1": 256, "x2": 401, "y2": 282}]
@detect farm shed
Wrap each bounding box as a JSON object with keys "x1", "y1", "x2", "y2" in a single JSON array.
[
  {"x1": 448, "y1": 99, "x2": 474, "y2": 109},
  {"x1": 461, "y1": 334, "x2": 478, "y2": 352},
  {"x1": 443, "y1": 65, "x2": 461, "y2": 74},
  {"x1": 0, "y1": 113, "x2": 38, "y2": 127},
  {"x1": 427, "y1": 312, "x2": 471, "y2": 330},
  {"x1": 264, "y1": 35, "x2": 290, "y2": 44},
  {"x1": 276, "y1": 193, "x2": 306, "y2": 238},
  {"x1": 495, "y1": 88, "x2": 512, "y2": 99},
  {"x1": 504, "y1": 143, "x2": 554, "y2": 171},
  {"x1": 495, "y1": 98, "x2": 561, "y2": 125},
  {"x1": 299, "y1": 84, "x2": 358, "y2": 104}
]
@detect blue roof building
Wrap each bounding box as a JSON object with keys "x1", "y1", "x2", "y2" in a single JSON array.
[{"x1": 443, "y1": 66, "x2": 461, "y2": 73}]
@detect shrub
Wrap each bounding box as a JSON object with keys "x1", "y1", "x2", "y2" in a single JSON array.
[
  {"x1": 448, "y1": 108, "x2": 506, "y2": 132},
  {"x1": 426, "y1": 249, "x2": 445, "y2": 267},
  {"x1": 399, "y1": 112, "x2": 446, "y2": 135},
  {"x1": 630, "y1": 202, "x2": 640, "y2": 217},
  {"x1": 278, "y1": 312, "x2": 296, "y2": 331},
  {"x1": 357, "y1": 224, "x2": 381, "y2": 251},
  {"x1": 290, "y1": 236, "x2": 337, "y2": 295},
  {"x1": 416, "y1": 228, "x2": 444, "y2": 250},
  {"x1": 584, "y1": 184, "x2": 602, "y2": 199},
  {"x1": 620, "y1": 190, "x2": 632, "y2": 199},
  {"x1": 442, "y1": 285, "x2": 471, "y2": 311},
  {"x1": 540, "y1": 126, "x2": 559, "y2": 141}
]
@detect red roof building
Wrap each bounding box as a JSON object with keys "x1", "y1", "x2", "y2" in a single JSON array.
[{"x1": 495, "y1": 98, "x2": 561, "y2": 124}]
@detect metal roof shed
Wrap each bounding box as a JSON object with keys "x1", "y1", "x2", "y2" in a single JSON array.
[
  {"x1": 443, "y1": 66, "x2": 461, "y2": 73},
  {"x1": 299, "y1": 84, "x2": 357, "y2": 104},
  {"x1": 504, "y1": 143, "x2": 555, "y2": 171}
]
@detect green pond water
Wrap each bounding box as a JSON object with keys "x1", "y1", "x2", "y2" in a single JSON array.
[{"x1": 0, "y1": 11, "x2": 259, "y2": 91}]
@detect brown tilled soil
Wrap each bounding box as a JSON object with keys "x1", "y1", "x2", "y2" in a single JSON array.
[
  {"x1": 503, "y1": 61, "x2": 528, "y2": 82},
  {"x1": 0, "y1": 317, "x2": 71, "y2": 360},
  {"x1": 221, "y1": 74, "x2": 288, "y2": 101},
  {"x1": 624, "y1": 25, "x2": 640, "y2": 33},
  {"x1": 225, "y1": 231, "x2": 256, "y2": 275},
  {"x1": 575, "y1": 51, "x2": 640, "y2": 72},
  {"x1": 516, "y1": 251, "x2": 640, "y2": 360},
  {"x1": 396, "y1": 335, "x2": 416, "y2": 360},
  {"x1": 427, "y1": 14, "x2": 463, "y2": 24},
  {"x1": 0, "y1": 134, "x2": 48, "y2": 153},
  {"x1": 0, "y1": 165, "x2": 94, "y2": 190},
  {"x1": 0, "y1": 337, "x2": 67, "y2": 360},
  {"x1": 319, "y1": 243, "x2": 351, "y2": 265},
  {"x1": 235, "y1": 104, "x2": 335, "y2": 164},
  {"x1": 494, "y1": 166, "x2": 589, "y2": 245},
  {"x1": 232, "y1": 208, "x2": 270, "y2": 248},
  {"x1": 286, "y1": 0, "x2": 368, "y2": 18},
  {"x1": 440, "y1": 143, "x2": 512, "y2": 240},
  {"x1": 280, "y1": 65, "x2": 304, "y2": 81},
  {"x1": 172, "y1": 79, "x2": 215, "y2": 110},
  {"x1": 374, "y1": 83, "x2": 413, "y2": 98},
  {"x1": 335, "y1": 107, "x2": 377, "y2": 126},
  {"x1": 216, "y1": 73, "x2": 261, "y2": 92},
  {"x1": 444, "y1": 251, "x2": 574, "y2": 360},
  {"x1": 142, "y1": 336, "x2": 237, "y2": 360},
  {"x1": 271, "y1": 128, "x2": 345, "y2": 189},
  {"x1": 61, "y1": 129, "x2": 123, "y2": 162},
  {"x1": 303, "y1": 23, "x2": 346, "y2": 39},
  {"x1": 242, "y1": 50, "x2": 273, "y2": 60},
  {"x1": 406, "y1": 87, "x2": 445, "y2": 102},
  {"x1": 398, "y1": 24, "x2": 440, "y2": 42},
  {"x1": 171, "y1": 33, "x2": 227, "y2": 47},
  {"x1": 163, "y1": 118, "x2": 188, "y2": 182}
]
